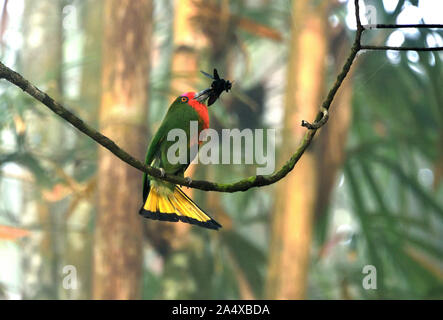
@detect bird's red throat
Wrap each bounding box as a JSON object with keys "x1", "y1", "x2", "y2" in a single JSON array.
[{"x1": 182, "y1": 92, "x2": 210, "y2": 129}]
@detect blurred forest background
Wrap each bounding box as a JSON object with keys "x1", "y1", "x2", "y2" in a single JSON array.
[{"x1": 0, "y1": 0, "x2": 442, "y2": 300}]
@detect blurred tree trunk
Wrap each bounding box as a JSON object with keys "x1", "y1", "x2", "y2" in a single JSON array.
[
  {"x1": 21, "y1": 0, "x2": 64, "y2": 299},
  {"x1": 170, "y1": 0, "x2": 207, "y2": 97},
  {"x1": 266, "y1": 1, "x2": 327, "y2": 299},
  {"x1": 63, "y1": 0, "x2": 104, "y2": 300},
  {"x1": 93, "y1": 0, "x2": 152, "y2": 300}
]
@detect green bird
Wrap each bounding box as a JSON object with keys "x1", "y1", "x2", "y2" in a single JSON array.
[{"x1": 139, "y1": 69, "x2": 231, "y2": 230}]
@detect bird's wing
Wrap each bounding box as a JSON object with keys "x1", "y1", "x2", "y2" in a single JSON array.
[{"x1": 142, "y1": 124, "x2": 167, "y2": 201}]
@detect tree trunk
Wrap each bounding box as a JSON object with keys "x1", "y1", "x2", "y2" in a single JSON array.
[
  {"x1": 266, "y1": 1, "x2": 327, "y2": 299},
  {"x1": 170, "y1": 0, "x2": 207, "y2": 97},
  {"x1": 93, "y1": 0, "x2": 152, "y2": 300}
]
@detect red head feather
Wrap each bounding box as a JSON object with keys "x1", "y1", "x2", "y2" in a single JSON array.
[{"x1": 181, "y1": 92, "x2": 210, "y2": 129}]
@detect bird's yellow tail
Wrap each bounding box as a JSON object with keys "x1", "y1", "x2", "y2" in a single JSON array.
[{"x1": 139, "y1": 186, "x2": 221, "y2": 230}]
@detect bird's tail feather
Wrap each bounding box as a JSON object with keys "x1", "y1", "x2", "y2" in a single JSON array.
[{"x1": 139, "y1": 186, "x2": 222, "y2": 230}]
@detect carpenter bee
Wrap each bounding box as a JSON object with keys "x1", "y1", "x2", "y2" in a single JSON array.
[{"x1": 199, "y1": 68, "x2": 232, "y2": 106}]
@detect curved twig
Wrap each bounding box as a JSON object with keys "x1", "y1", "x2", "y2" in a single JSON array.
[{"x1": 301, "y1": 108, "x2": 329, "y2": 130}]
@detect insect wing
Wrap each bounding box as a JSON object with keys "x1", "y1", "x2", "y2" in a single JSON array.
[{"x1": 200, "y1": 70, "x2": 214, "y2": 80}]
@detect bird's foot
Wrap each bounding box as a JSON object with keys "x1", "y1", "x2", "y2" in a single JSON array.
[{"x1": 159, "y1": 168, "x2": 166, "y2": 178}]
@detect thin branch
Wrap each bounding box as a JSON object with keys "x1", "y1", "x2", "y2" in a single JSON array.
[
  {"x1": 363, "y1": 24, "x2": 443, "y2": 29},
  {"x1": 355, "y1": 0, "x2": 362, "y2": 30},
  {"x1": 361, "y1": 45, "x2": 443, "y2": 51},
  {"x1": 0, "y1": 0, "x2": 441, "y2": 193},
  {"x1": 0, "y1": 20, "x2": 361, "y2": 193},
  {"x1": 0, "y1": 62, "x2": 167, "y2": 180},
  {"x1": 0, "y1": 18, "x2": 362, "y2": 193}
]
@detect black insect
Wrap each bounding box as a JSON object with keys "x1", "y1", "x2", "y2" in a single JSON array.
[{"x1": 200, "y1": 68, "x2": 232, "y2": 106}]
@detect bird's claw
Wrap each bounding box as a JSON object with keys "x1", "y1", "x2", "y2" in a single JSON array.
[{"x1": 159, "y1": 168, "x2": 165, "y2": 178}]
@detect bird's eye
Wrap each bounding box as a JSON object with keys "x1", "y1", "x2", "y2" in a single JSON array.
[{"x1": 181, "y1": 96, "x2": 188, "y2": 103}]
